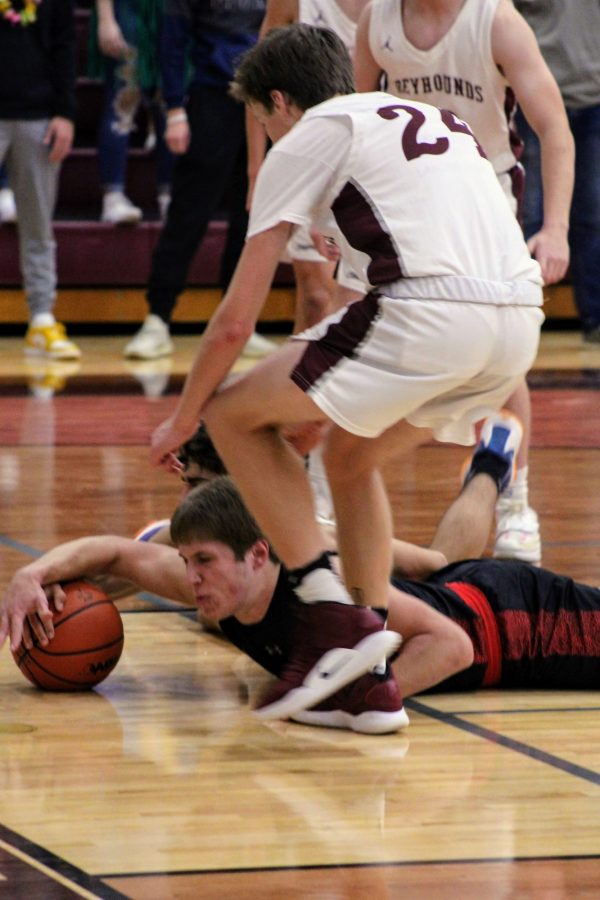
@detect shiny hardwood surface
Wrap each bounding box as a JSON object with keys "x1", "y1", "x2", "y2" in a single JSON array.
[{"x1": 0, "y1": 328, "x2": 599, "y2": 898}]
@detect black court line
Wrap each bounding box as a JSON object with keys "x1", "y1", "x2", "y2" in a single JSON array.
[
  {"x1": 405, "y1": 698, "x2": 600, "y2": 786},
  {"x1": 0, "y1": 823, "x2": 127, "y2": 899},
  {"x1": 437, "y1": 704, "x2": 600, "y2": 716},
  {"x1": 0, "y1": 534, "x2": 43, "y2": 557},
  {"x1": 99, "y1": 851, "x2": 600, "y2": 880}
]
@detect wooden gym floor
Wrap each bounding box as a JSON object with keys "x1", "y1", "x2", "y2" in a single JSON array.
[{"x1": 0, "y1": 325, "x2": 599, "y2": 898}]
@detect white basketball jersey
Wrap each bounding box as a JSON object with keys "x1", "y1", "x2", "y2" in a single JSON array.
[
  {"x1": 299, "y1": 0, "x2": 357, "y2": 50},
  {"x1": 369, "y1": 0, "x2": 519, "y2": 177},
  {"x1": 251, "y1": 92, "x2": 541, "y2": 300}
]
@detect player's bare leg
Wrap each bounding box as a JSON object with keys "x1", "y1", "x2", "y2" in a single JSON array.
[
  {"x1": 203, "y1": 341, "x2": 402, "y2": 719},
  {"x1": 429, "y1": 473, "x2": 498, "y2": 563},
  {"x1": 323, "y1": 419, "x2": 430, "y2": 609},
  {"x1": 204, "y1": 341, "x2": 329, "y2": 568}
]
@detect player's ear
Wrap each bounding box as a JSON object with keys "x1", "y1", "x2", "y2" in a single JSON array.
[{"x1": 249, "y1": 539, "x2": 271, "y2": 569}]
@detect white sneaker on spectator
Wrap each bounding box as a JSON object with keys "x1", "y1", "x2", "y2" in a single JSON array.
[
  {"x1": 123, "y1": 315, "x2": 173, "y2": 359},
  {"x1": 242, "y1": 332, "x2": 277, "y2": 357},
  {"x1": 101, "y1": 191, "x2": 142, "y2": 225},
  {"x1": 494, "y1": 500, "x2": 541, "y2": 565},
  {"x1": 0, "y1": 187, "x2": 17, "y2": 223}
]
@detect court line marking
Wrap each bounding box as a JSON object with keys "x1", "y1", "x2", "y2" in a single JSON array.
[
  {"x1": 0, "y1": 828, "x2": 127, "y2": 899},
  {"x1": 405, "y1": 698, "x2": 600, "y2": 785},
  {"x1": 437, "y1": 705, "x2": 600, "y2": 716},
  {"x1": 98, "y1": 852, "x2": 600, "y2": 879},
  {"x1": 0, "y1": 535, "x2": 42, "y2": 556}
]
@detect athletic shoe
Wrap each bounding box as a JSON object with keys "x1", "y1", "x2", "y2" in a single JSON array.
[
  {"x1": 24, "y1": 322, "x2": 81, "y2": 360},
  {"x1": 123, "y1": 315, "x2": 174, "y2": 359},
  {"x1": 291, "y1": 667, "x2": 409, "y2": 734},
  {"x1": 462, "y1": 410, "x2": 523, "y2": 494},
  {"x1": 494, "y1": 500, "x2": 541, "y2": 564},
  {"x1": 254, "y1": 601, "x2": 402, "y2": 721},
  {"x1": 101, "y1": 191, "x2": 142, "y2": 225},
  {"x1": 242, "y1": 332, "x2": 277, "y2": 357},
  {"x1": 0, "y1": 187, "x2": 17, "y2": 223}
]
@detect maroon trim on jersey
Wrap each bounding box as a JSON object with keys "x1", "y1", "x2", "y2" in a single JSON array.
[
  {"x1": 505, "y1": 86, "x2": 523, "y2": 161},
  {"x1": 510, "y1": 162, "x2": 526, "y2": 226},
  {"x1": 290, "y1": 292, "x2": 381, "y2": 392},
  {"x1": 331, "y1": 181, "x2": 404, "y2": 284},
  {"x1": 447, "y1": 582, "x2": 502, "y2": 686}
]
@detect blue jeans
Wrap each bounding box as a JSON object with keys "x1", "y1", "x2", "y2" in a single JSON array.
[
  {"x1": 97, "y1": 3, "x2": 173, "y2": 193},
  {"x1": 516, "y1": 103, "x2": 600, "y2": 333}
]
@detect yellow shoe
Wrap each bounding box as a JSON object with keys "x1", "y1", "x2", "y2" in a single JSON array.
[{"x1": 24, "y1": 322, "x2": 81, "y2": 360}]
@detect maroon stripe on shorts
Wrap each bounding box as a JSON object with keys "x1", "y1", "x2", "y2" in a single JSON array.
[
  {"x1": 291, "y1": 291, "x2": 381, "y2": 392},
  {"x1": 331, "y1": 181, "x2": 404, "y2": 284}
]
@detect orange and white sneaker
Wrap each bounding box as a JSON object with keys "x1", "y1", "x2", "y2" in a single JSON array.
[{"x1": 24, "y1": 322, "x2": 81, "y2": 360}]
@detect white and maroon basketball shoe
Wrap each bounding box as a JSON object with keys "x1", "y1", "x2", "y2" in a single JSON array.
[{"x1": 254, "y1": 601, "x2": 401, "y2": 721}]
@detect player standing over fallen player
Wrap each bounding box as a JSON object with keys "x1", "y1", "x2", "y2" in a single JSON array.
[{"x1": 150, "y1": 24, "x2": 543, "y2": 721}]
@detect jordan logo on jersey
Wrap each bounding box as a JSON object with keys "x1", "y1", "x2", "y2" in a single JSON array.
[{"x1": 381, "y1": 34, "x2": 394, "y2": 51}]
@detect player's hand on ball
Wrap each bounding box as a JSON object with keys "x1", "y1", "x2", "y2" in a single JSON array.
[{"x1": 0, "y1": 573, "x2": 54, "y2": 652}]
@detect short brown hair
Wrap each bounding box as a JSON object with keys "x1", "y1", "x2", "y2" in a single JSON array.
[
  {"x1": 231, "y1": 23, "x2": 354, "y2": 112},
  {"x1": 170, "y1": 476, "x2": 279, "y2": 563}
]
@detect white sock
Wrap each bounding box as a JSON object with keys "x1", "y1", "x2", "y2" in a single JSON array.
[
  {"x1": 294, "y1": 567, "x2": 353, "y2": 605},
  {"x1": 502, "y1": 465, "x2": 529, "y2": 505},
  {"x1": 31, "y1": 313, "x2": 55, "y2": 328}
]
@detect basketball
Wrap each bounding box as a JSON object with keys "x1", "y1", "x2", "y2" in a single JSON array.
[{"x1": 12, "y1": 580, "x2": 124, "y2": 691}]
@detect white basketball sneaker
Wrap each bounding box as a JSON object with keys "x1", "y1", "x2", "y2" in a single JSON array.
[
  {"x1": 101, "y1": 191, "x2": 142, "y2": 225},
  {"x1": 494, "y1": 497, "x2": 541, "y2": 564},
  {"x1": 123, "y1": 315, "x2": 174, "y2": 359}
]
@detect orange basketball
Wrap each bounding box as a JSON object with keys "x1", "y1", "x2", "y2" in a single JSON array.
[{"x1": 12, "y1": 580, "x2": 124, "y2": 691}]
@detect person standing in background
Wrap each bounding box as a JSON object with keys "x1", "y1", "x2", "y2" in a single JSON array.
[
  {"x1": 353, "y1": 0, "x2": 575, "y2": 566},
  {"x1": 89, "y1": 0, "x2": 175, "y2": 224},
  {"x1": 0, "y1": 0, "x2": 80, "y2": 360},
  {"x1": 124, "y1": 0, "x2": 275, "y2": 361},
  {"x1": 514, "y1": 0, "x2": 600, "y2": 344}
]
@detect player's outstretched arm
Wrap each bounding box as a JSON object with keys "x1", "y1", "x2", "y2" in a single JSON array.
[
  {"x1": 0, "y1": 537, "x2": 192, "y2": 653},
  {"x1": 387, "y1": 586, "x2": 474, "y2": 696},
  {"x1": 390, "y1": 540, "x2": 448, "y2": 581},
  {"x1": 150, "y1": 222, "x2": 292, "y2": 467}
]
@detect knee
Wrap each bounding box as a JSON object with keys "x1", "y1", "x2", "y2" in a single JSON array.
[{"x1": 298, "y1": 286, "x2": 333, "y2": 328}]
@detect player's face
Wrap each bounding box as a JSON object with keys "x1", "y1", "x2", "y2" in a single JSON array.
[
  {"x1": 249, "y1": 95, "x2": 302, "y2": 143},
  {"x1": 178, "y1": 539, "x2": 255, "y2": 621}
]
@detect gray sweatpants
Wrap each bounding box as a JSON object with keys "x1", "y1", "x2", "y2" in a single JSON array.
[{"x1": 0, "y1": 119, "x2": 60, "y2": 319}]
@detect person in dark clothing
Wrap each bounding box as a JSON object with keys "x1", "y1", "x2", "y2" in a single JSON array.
[
  {"x1": 124, "y1": 0, "x2": 275, "y2": 361},
  {"x1": 2, "y1": 474, "x2": 599, "y2": 734},
  {"x1": 0, "y1": 0, "x2": 80, "y2": 359}
]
